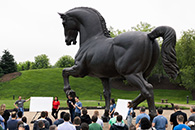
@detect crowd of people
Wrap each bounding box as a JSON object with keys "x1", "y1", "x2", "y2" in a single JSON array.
[{"x1": 0, "y1": 95, "x2": 195, "y2": 130}]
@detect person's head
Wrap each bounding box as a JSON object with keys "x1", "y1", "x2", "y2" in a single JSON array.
[
  {"x1": 18, "y1": 96, "x2": 22, "y2": 100},
  {"x1": 11, "y1": 111, "x2": 17, "y2": 118},
  {"x1": 49, "y1": 125, "x2": 57, "y2": 130},
  {"x1": 110, "y1": 98, "x2": 115, "y2": 104},
  {"x1": 0, "y1": 109, "x2": 4, "y2": 116},
  {"x1": 17, "y1": 121, "x2": 25, "y2": 130},
  {"x1": 93, "y1": 110, "x2": 99, "y2": 117},
  {"x1": 22, "y1": 117, "x2": 27, "y2": 123},
  {"x1": 73, "y1": 116, "x2": 81, "y2": 125},
  {"x1": 91, "y1": 115, "x2": 98, "y2": 123},
  {"x1": 140, "y1": 107, "x2": 146, "y2": 113},
  {"x1": 190, "y1": 106, "x2": 195, "y2": 113},
  {"x1": 113, "y1": 112, "x2": 119, "y2": 117},
  {"x1": 54, "y1": 96, "x2": 58, "y2": 101},
  {"x1": 81, "y1": 123, "x2": 89, "y2": 130},
  {"x1": 127, "y1": 102, "x2": 133, "y2": 108},
  {"x1": 18, "y1": 111, "x2": 23, "y2": 118},
  {"x1": 68, "y1": 95, "x2": 73, "y2": 99},
  {"x1": 140, "y1": 117, "x2": 151, "y2": 129},
  {"x1": 0, "y1": 104, "x2": 6, "y2": 111},
  {"x1": 174, "y1": 105, "x2": 180, "y2": 111},
  {"x1": 45, "y1": 111, "x2": 48, "y2": 117},
  {"x1": 116, "y1": 115, "x2": 123, "y2": 122},
  {"x1": 177, "y1": 115, "x2": 184, "y2": 124},
  {"x1": 82, "y1": 108, "x2": 88, "y2": 115},
  {"x1": 157, "y1": 107, "x2": 163, "y2": 115},
  {"x1": 40, "y1": 111, "x2": 46, "y2": 118},
  {"x1": 63, "y1": 113, "x2": 70, "y2": 121},
  {"x1": 75, "y1": 96, "x2": 79, "y2": 102},
  {"x1": 60, "y1": 111, "x2": 66, "y2": 119},
  {"x1": 38, "y1": 120, "x2": 45, "y2": 128}
]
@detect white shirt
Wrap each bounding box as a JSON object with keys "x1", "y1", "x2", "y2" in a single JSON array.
[
  {"x1": 96, "y1": 118, "x2": 103, "y2": 127},
  {"x1": 58, "y1": 122, "x2": 76, "y2": 130}
]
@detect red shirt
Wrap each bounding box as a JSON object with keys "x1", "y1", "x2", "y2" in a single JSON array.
[{"x1": 53, "y1": 100, "x2": 60, "y2": 109}]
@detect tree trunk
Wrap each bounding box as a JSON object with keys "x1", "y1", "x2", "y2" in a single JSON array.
[{"x1": 192, "y1": 89, "x2": 195, "y2": 100}]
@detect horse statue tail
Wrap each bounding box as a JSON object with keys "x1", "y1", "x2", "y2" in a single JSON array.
[{"x1": 148, "y1": 26, "x2": 179, "y2": 79}]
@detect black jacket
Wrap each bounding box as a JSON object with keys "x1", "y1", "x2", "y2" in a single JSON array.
[{"x1": 110, "y1": 123, "x2": 128, "y2": 130}]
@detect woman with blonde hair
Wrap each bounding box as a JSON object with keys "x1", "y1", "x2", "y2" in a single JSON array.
[{"x1": 1, "y1": 104, "x2": 10, "y2": 130}]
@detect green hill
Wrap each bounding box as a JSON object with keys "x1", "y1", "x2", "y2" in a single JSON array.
[{"x1": 0, "y1": 68, "x2": 194, "y2": 105}]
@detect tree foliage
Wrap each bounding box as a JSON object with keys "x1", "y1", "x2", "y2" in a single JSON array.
[
  {"x1": 34, "y1": 54, "x2": 50, "y2": 69},
  {"x1": 55, "y1": 55, "x2": 74, "y2": 68},
  {"x1": 17, "y1": 61, "x2": 35, "y2": 71},
  {"x1": 131, "y1": 22, "x2": 155, "y2": 32},
  {"x1": 0, "y1": 50, "x2": 17, "y2": 74}
]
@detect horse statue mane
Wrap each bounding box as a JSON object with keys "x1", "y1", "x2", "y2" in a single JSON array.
[{"x1": 67, "y1": 7, "x2": 111, "y2": 38}]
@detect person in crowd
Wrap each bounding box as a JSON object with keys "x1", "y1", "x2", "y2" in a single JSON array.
[
  {"x1": 89, "y1": 115, "x2": 102, "y2": 130},
  {"x1": 33, "y1": 111, "x2": 50, "y2": 130},
  {"x1": 14, "y1": 96, "x2": 30, "y2": 115},
  {"x1": 52, "y1": 96, "x2": 60, "y2": 120},
  {"x1": 93, "y1": 111, "x2": 103, "y2": 128},
  {"x1": 17, "y1": 111, "x2": 23, "y2": 121},
  {"x1": 0, "y1": 110, "x2": 5, "y2": 130},
  {"x1": 110, "y1": 115, "x2": 128, "y2": 130},
  {"x1": 174, "y1": 115, "x2": 190, "y2": 130},
  {"x1": 73, "y1": 116, "x2": 81, "y2": 130},
  {"x1": 57, "y1": 113, "x2": 76, "y2": 130},
  {"x1": 67, "y1": 95, "x2": 76, "y2": 122},
  {"x1": 135, "y1": 107, "x2": 150, "y2": 127},
  {"x1": 170, "y1": 105, "x2": 187, "y2": 129},
  {"x1": 108, "y1": 112, "x2": 124, "y2": 129},
  {"x1": 45, "y1": 111, "x2": 52, "y2": 126},
  {"x1": 81, "y1": 123, "x2": 89, "y2": 130},
  {"x1": 126, "y1": 102, "x2": 134, "y2": 128},
  {"x1": 49, "y1": 125, "x2": 57, "y2": 130},
  {"x1": 7, "y1": 111, "x2": 19, "y2": 130},
  {"x1": 109, "y1": 99, "x2": 116, "y2": 118},
  {"x1": 54, "y1": 111, "x2": 66, "y2": 126},
  {"x1": 72, "y1": 96, "x2": 82, "y2": 117},
  {"x1": 137, "y1": 117, "x2": 156, "y2": 130},
  {"x1": 187, "y1": 105, "x2": 195, "y2": 130},
  {"x1": 17, "y1": 121, "x2": 25, "y2": 130},
  {"x1": 80, "y1": 108, "x2": 91, "y2": 124},
  {"x1": 37, "y1": 120, "x2": 48, "y2": 130},
  {"x1": 152, "y1": 108, "x2": 168, "y2": 130},
  {"x1": 1, "y1": 104, "x2": 10, "y2": 130},
  {"x1": 22, "y1": 116, "x2": 29, "y2": 130}
]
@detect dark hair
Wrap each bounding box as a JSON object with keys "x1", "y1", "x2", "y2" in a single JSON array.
[
  {"x1": 17, "y1": 121, "x2": 24, "y2": 128},
  {"x1": 174, "y1": 105, "x2": 180, "y2": 110},
  {"x1": 41, "y1": 111, "x2": 46, "y2": 118},
  {"x1": 38, "y1": 120, "x2": 44, "y2": 128},
  {"x1": 116, "y1": 115, "x2": 122, "y2": 122},
  {"x1": 81, "y1": 123, "x2": 89, "y2": 130},
  {"x1": 191, "y1": 106, "x2": 195, "y2": 112},
  {"x1": 140, "y1": 107, "x2": 145, "y2": 112},
  {"x1": 64, "y1": 113, "x2": 70, "y2": 121},
  {"x1": 49, "y1": 125, "x2": 57, "y2": 130},
  {"x1": 157, "y1": 108, "x2": 163, "y2": 114},
  {"x1": 11, "y1": 112, "x2": 17, "y2": 118},
  {"x1": 60, "y1": 112, "x2": 66, "y2": 118},
  {"x1": 22, "y1": 117, "x2": 27, "y2": 123},
  {"x1": 82, "y1": 108, "x2": 88, "y2": 115},
  {"x1": 111, "y1": 98, "x2": 115, "y2": 104},
  {"x1": 45, "y1": 111, "x2": 48, "y2": 117},
  {"x1": 140, "y1": 117, "x2": 151, "y2": 129},
  {"x1": 177, "y1": 115, "x2": 184, "y2": 122},
  {"x1": 114, "y1": 112, "x2": 119, "y2": 116},
  {"x1": 75, "y1": 96, "x2": 79, "y2": 99},
  {"x1": 128, "y1": 102, "x2": 133, "y2": 108},
  {"x1": 73, "y1": 116, "x2": 81, "y2": 125},
  {"x1": 91, "y1": 115, "x2": 98, "y2": 123},
  {"x1": 54, "y1": 96, "x2": 58, "y2": 101},
  {"x1": 18, "y1": 111, "x2": 23, "y2": 118}
]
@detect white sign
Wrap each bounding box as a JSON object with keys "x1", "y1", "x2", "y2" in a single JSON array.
[
  {"x1": 115, "y1": 99, "x2": 132, "y2": 119},
  {"x1": 29, "y1": 97, "x2": 53, "y2": 112}
]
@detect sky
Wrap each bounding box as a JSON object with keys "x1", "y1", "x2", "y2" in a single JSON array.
[{"x1": 0, "y1": 0, "x2": 195, "y2": 65}]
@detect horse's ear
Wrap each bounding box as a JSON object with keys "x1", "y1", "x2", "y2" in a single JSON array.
[{"x1": 58, "y1": 12, "x2": 66, "y2": 19}]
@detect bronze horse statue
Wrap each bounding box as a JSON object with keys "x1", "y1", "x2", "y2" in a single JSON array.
[{"x1": 58, "y1": 7, "x2": 179, "y2": 118}]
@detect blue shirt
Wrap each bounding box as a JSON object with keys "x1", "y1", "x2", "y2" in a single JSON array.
[
  {"x1": 152, "y1": 115, "x2": 168, "y2": 130},
  {"x1": 75, "y1": 101, "x2": 82, "y2": 113},
  {"x1": 135, "y1": 113, "x2": 150, "y2": 124},
  {"x1": 7, "y1": 119, "x2": 18, "y2": 130},
  {"x1": 0, "y1": 115, "x2": 4, "y2": 129},
  {"x1": 127, "y1": 108, "x2": 134, "y2": 116},
  {"x1": 173, "y1": 124, "x2": 191, "y2": 130},
  {"x1": 110, "y1": 104, "x2": 116, "y2": 112}
]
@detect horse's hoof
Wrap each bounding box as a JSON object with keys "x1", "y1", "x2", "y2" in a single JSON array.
[{"x1": 146, "y1": 84, "x2": 153, "y2": 89}]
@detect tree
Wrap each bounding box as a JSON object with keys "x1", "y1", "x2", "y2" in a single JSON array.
[
  {"x1": 175, "y1": 29, "x2": 195, "y2": 100},
  {"x1": 34, "y1": 54, "x2": 50, "y2": 69},
  {"x1": 0, "y1": 50, "x2": 17, "y2": 74},
  {"x1": 131, "y1": 22, "x2": 155, "y2": 32},
  {"x1": 55, "y1": 55, "x2": 74, "y2": 68},
  {"x1": 17, "y1": 61, "x2": 33, "y2": 71},
  {"x1": 0, "y1": 67, "x2": 3, "y2": 77}
]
